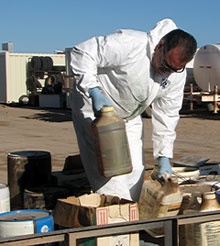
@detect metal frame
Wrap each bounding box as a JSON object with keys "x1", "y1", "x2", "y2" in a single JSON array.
[
  {"x1": 184, "y1": 84, "x2": 220, "y2": 113},
  {"x1": 0, "y1": 210, "x2": 220, "y2": 245}
]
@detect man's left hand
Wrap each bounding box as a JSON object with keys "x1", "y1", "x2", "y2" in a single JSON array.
[{"x1": 157, "y1": 156, "x2": 172, "y2": 180}]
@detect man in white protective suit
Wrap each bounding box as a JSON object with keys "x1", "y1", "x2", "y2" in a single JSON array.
[{"x1": 69, "y1": 18, "x2": 197, "y2": 202}]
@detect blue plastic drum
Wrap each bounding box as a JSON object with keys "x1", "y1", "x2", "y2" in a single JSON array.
[
  {"x1": 0, "y1": 209, "x2": 54, "y2": 238},
  {"x1": 216, "y1": 190, "x2": 220, "y2": 205}
]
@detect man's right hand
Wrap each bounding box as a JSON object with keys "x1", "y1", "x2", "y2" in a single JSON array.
[{"x1": 89, "y1": 87, "x2": 112, "y2": 116}]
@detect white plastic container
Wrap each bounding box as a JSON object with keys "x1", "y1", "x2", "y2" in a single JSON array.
[
  {"x1": 182, "y1": 192, "x2": 220, "y2": 246},
  {"x1": 0, "y1": 184, "x2": 10, "y2": 213},
  {"x1": 193, "y1": 44, "x2": 220, "y2": 91},
  {"x1": 172, "y1": 167, "x2": 200, "y2": 184},
  {"x1": 139, "y1": 175, "x2": 182, "y2": 237}
]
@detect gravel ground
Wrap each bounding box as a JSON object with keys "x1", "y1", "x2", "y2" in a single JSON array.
[{"x1": 0, "y1": 103, "x2": 220, "y2": 185}]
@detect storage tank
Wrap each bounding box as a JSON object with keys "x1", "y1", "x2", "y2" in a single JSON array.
[{"x1": 193, "y1": 44, "x2": 220, "y2": 91}]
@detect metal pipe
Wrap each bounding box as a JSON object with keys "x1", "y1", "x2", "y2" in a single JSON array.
[
  {"x1": 214, "y1": 85, "x2": 219, "y2": 113},
  {"x1": 1, "y1": 211, "x2": 220, "y2": 245}
]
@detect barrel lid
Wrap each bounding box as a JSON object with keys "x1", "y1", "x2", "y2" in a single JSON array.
[
  {"x1": 101, "y1": 106, "x2": 114, "y2": 113},
  {"x1": 0, "y1": 209, "x2": 51, "y2": 221}
]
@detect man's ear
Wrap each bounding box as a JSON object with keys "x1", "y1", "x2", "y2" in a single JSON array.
[{"x1": 154, "y1": 40, "x2": 165, "y2": 51}]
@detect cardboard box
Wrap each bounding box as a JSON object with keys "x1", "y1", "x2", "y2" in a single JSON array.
[
  {"x1": 199, "y1": 163, "x2": 220, "y2": 175},
  {"x1": 53, "y1": 193, "x2": 139, "y2": 246}
]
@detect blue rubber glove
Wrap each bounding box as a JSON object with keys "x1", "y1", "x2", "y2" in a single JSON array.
[
  {"x1": 89, "y1": 87, "x2": 112, "y2": 116},
  {"x1": 157, "y1": 157, "x2": 172, "y2": 180}
]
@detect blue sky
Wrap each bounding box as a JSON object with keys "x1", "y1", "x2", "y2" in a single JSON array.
[{"x1": 1, "y1": 0, "x2": 219, "y2": 53}]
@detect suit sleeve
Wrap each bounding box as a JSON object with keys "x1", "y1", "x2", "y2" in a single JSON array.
[
  {"x1": 151, "y1": 72, "x2": 186, "y2": 159},
  {"x1": 69, "y1": 30, "x2": 140, "y2": 95}
]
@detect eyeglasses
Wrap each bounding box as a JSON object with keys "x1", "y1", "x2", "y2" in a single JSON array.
[{"x1": 161, "y1": 46, "x2": 185, "y2": 73}]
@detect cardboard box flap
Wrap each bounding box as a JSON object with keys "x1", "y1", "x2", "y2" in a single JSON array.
[
  {"x1": 79, "y1": 193, "x2": 101, "y2": 207},
  {"x1": 108, "y1": 205, "x2": 120, "y2": 218},
  {"x1": 101, "y1": 195, "x2": 132, "y2": 206},
  {"x1": 120, "y1": 203, "x2": 130, "y2": 218},
  {"x1": 108, "y1": 204, "x2": 130, "y2": 219},
  {"x1": 53, "y1": 199, "x2": 96, "y2": 227},
  {"x1": 58, "y1": 195, "x2": 80, "y2": 206},
  {"x1": 103, "y1": 195, "x2": 120, "y2": 206},
  {"x1": 96, "y1": 204, "x2": 135, "y2": 225}
]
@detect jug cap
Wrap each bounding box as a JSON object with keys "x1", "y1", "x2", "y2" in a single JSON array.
[{"x1": 101, "y1": 106, "x2": 114, "y2": 113}]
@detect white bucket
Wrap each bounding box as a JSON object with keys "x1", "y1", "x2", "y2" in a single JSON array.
[
  {"x1": 0, "y1": 184, "x2": 10, "y2": 213},
  {"x1": 172, "y1": 167, "x2": 200, "y2": 184}
]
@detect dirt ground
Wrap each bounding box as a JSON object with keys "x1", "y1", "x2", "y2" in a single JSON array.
[{"x1": 0, "y1": 103, "x2": 220, "y2": 185}]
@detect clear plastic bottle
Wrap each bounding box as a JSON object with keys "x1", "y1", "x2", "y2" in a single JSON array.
[{"x1": 92, "y1": 106, "x2": 132, "y2": 178}]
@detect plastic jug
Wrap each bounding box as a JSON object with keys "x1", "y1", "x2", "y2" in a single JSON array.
[
  {"x1": 92, "y1": 106, "x2": 132, "y2": 178},
  {"x1": 199, "y1": 192, "x2": 220, "y2": 211},
  {"x1": 182, "y1": 192, "x2": 220, "y2": 246},
  {"x1": 139, "y1": 173, "x2": 182, "y2": 237}
]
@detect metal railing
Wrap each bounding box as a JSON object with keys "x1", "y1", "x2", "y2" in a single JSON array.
[{"x1": 0, "y1": 210, "x2": 220, "y2": 246}]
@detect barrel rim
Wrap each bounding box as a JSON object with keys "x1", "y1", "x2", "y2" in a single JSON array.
[
  {"x1": 8, "y1": 150, "x2": 51, "y2": 158},
  {"x1": 0, "y1": 209, "x2": 52, "y2": 222}
]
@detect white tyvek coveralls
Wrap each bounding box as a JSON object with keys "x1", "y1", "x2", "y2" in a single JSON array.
[{"x1": 70, "y1": 19, "x2": 187, "y2": 201}]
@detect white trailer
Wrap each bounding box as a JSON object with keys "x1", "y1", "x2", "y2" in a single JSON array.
[{"x1": 0, "y1": 51, "x2": 65, "y2": 104}]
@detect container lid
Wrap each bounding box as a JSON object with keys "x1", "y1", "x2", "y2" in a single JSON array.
[
  {"x1": 101, "y1": 106, "x2": 114, "y2": 113},
  {"x1": 0, "y1": 210, "x2": 51, "y2": 221}
]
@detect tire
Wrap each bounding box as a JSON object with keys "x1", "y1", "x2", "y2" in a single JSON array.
[
  {"x1": 34, "y1": 79, "x2": 42, "y2": 88},
  {"x1": 40, "y1": 57, "x2": 53, "y2": 71},
  {"x1": 26, "y1": 76, "x2": 42, "y2": 92},
  {"x1": 19, "y1": 95, "x2": 29, "y2": 105},
  {"x1": 30, "y1": 56, "x2": 41, "y2": 70},
  {"x1": 40, "y1": 57, "x2": 48, "y2": 71},
  {"x1": 45, "y1": 74, "x2": 57, "y2": 87},
  {"x1": 35, "y1": 72, "x2": 45, "y2": 79},
  {"x1": 55, "y1": 72, "x2": 64, "y2": 83},
  {"x1": 44, "y1": 74, "x2": 63, "y2": 94},
  {"x1": 45, "y1": 57, "x2": 53, "y2": 70},
  {"x1": 26, "y1": 77, "x2": 35, "y2": 91}
]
